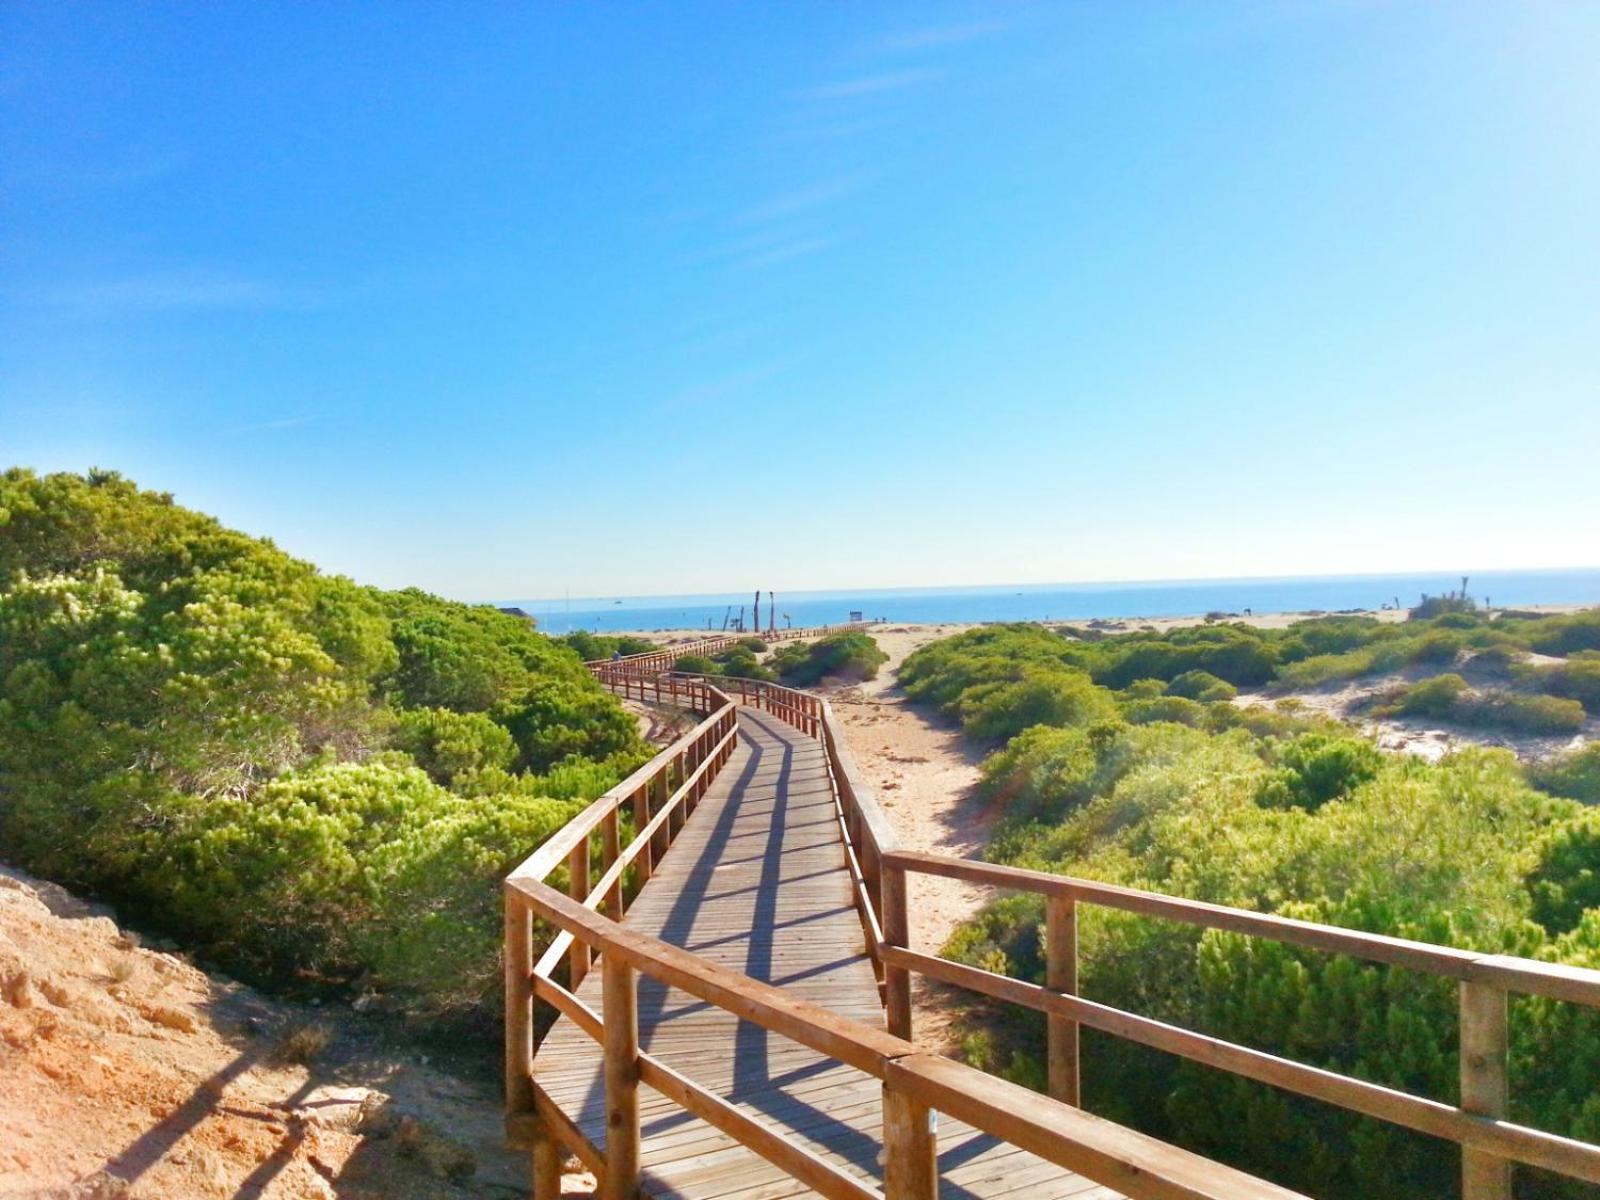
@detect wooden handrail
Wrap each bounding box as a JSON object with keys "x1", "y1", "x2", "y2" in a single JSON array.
[
  {"x1": 508, "y1": 652, "x2": 1600, "y2": 1199},
  {"x1": 509, "y1": 878, "x2": 1305, "y2": 1200},
  {"x1": 882, "y1": 851, "x2": 1600, "y2": 1006},
  {"x1": 877, "y1": 850, "x2": 1600, "y2": 1197}
]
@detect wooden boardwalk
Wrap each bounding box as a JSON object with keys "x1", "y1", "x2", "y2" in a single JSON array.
[{"x1": 534, "y1": 705, "x2": 1122, "y2": 1199}]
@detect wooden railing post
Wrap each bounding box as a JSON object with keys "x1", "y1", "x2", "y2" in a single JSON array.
[
  {"x1": 568, "y1": 841, "x2": 591, "y2": 986},
  {"x1": 1046, "y1": 895, "x2": 1080, "y2": 1106},
  {"x1": 882, "y1": 1083, "x2": 937, "y2": 1198},
  {"x1": 882, "y1": 860, "x2": 913, "y2": 1039},
  {"x1": 1461, "y1": 981, "x2": 1511, "y2": 1200},
  {"x1": 602, "y1": 954, "x2": 642, "y2": 1200},
  {"x1": 601, "y1": 808, "x2": 623, "y2": 918},
  {"x1": 631, "y1": 786, "x2": 653, "y2": 883},
  {"x1": 506, "y1": 892, "x2": 561, "y2": 1198}
]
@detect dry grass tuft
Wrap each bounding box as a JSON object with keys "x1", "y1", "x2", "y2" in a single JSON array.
[{"x1": 275, "y1": 1021, "x2": 331, "y2": 1065}]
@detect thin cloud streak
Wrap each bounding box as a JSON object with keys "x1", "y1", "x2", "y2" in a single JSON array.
[
  {"x1": 732, "y1": 235, "x2": 838, "y2": 271},
  {"x1": 801, "y1": 68, "x2": 944, "y2": 101},
  {"x1": 876, "y1": 21, "x2": 1008, "y2": 53},
  {"x1": 738, "y1": 175, "x2": 862, "y2": 226},
  {"x1": 223, "y1": 414, "x2": 321, "y2": 436}
]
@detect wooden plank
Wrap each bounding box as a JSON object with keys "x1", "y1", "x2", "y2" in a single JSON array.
[
  {"x1": 885, "y1": 1052, "x2": 1303, "y2": 1200},
  {"x1": 637, "y1": 1054, "x2": 878, "y2": 1200},
  {"x1": 882, "y1": 943, "x2": 1600, "y2": 1184},
  {"x1": 527, "y1": 707, "x2": 1168, "y2": 1200}
]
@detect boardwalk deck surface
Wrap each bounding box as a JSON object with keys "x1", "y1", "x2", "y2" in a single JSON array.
[{"x1": 533, "y1": 707, "x2": 1123, "y2": 1199}]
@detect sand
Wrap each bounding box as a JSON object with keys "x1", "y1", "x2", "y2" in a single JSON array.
[
  {"x1": 814, "y1": 626, "x2": 999, "y2": 1054},
  {"x1": 0, "y1": 864, "x2": 524, "y2": 1200}
]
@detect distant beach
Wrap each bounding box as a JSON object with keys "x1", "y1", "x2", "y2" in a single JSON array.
[{"x1": 508, "y1": 568, "x2": 1600, "y2": 634}]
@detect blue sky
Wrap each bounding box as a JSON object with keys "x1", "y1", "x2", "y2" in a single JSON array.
[{"x1": 3, "y1": 3, "x2": 1597, "y2": 602}]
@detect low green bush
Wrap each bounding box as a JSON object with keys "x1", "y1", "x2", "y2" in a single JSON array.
[
  {"x1": 1530, "y1": 743, "x2": 1600, "y2": 803},
  {"x1": 1255, "y1": 731, "x2": 1383, "y2": 810},
  {"x1": 1531, "y1": 657, "x2": 1600, "y2": 714},
  {"x1": 958, "y1": 667, "x2": 1117, "y2": 743},
  {"x1": 392, "y1": 707, "x2": 519, "y2": 785},
  {"x1": 1166, "y1": 669, "x2": 1237, "y2": 702},
  {"x1": 1528, "y1": 808, "x2": 1600, "y2": 935},
  {"x1": 558, "y1": 631, "x2": 655, "y2": 661},
  {"x1": 1121, "y1": 695, "x2": 1208, "y2": 727},
  {"x1": 1380, "y1": 672, "x2": 1470, "y2": 718},
  {"x1": 1524, "y1": 610, "x2": 1600, "y2": 656},
  {"x1": 0, "y1": 469, "x2": 643, "y2": 1023},
  {"x1": 772, "y1": 631, "x2": 887, "y2": 687},
  {"x1": 1377, "y1": 674, "x2": 1585, "y2": 734}
]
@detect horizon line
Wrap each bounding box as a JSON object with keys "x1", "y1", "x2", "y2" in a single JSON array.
[{"x1": 497, "y1": 563, "x2": 1600, "y2": 609}]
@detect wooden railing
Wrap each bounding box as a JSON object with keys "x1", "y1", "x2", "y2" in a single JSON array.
[
  {"x1": 507, "y1": 660, "x2": 1600, "y2": 1199},
  {"x1": 506, "y1": 670, "x2": 1302, "y2": 1199},
  {"x1": 872, "y1": 853, "x2": 1600, "y2": 1200},
  {"x1": 584, "y1": 621, "x2": 871, "y2": 679}
]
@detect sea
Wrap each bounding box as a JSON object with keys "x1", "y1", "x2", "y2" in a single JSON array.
[{"x1": 504, "y1": 568, "x2": 1600, "y2": 635}]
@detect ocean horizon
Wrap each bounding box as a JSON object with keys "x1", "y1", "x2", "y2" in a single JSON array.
[{"x1": 504, "y1": 567, "x2": 1600, "y2": 635}]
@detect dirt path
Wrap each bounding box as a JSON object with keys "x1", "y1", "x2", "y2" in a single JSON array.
[{"x1": 822, "y1": 626, "x2": 995, "y2": 1055}]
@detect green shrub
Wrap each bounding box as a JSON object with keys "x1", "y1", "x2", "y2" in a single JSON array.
[
  {"x1": 1468, "y1": 691, "x2": 1586, "y2": 735},
  {"x1": 559, "y1": 631, "x2": 654, "y2": 661},
  {"x1": 1381, "y1": 672, "x2": 1470, "y2": 718},
  {"x1": 1525, "y1": 610, "x2": 1600, "y2": 656},
  {"x1": 1166, "y1": 670, "x2": 1237, "y2": 702},
  {"x1": 673, "y1": 653, "x2": 719, "y2": 675},
  {"x1": 1528, "y1": 809, "x2": 1600, "y2": 935},
  {"x1": 1120, "y1": 678, "x2": 1167, "y2": 699},
  {"x1": 1533, "y1": 657, "x2": 1600, "y2": 714},
  {"x1": 773, "y1": 632, "x2": 887, "y2": 686},
  {"x1": 1121, "y1": 695, "x2": 1208, "y2": 728},
  {"x1": 495, "y1": 676, "x2": 642, "y2": 771},
  {"x1": 1255, "y1": 732, "x2": 1382, "y2": 810},
  {"x1": 392, "y1": 707, "x2": 518, "y2": 785},
  {"x1": 958, "y1": 667, "x2": 1117, "y2": 743},
  {"x1": 1530, "y1": 743, "x2": 1600, "y2": 803},
  {"x1": 0, "y1": 469, "x2": 642, "y2": 1022},
  {"x1": 1377, "y1": 674, "x2": 1585, "y2": 734}
]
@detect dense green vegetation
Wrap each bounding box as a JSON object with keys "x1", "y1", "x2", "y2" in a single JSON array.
[
  {"x1": 558, "y1": 630, "x2": 656, "y2": 661},
  {"x1": 901, "y1": 621, "x2": 1600, "y2": 1199},
  {"x1": 676, "y1": 637, "x2": 775, "y2": 681},
  {"x1": 0, "y1": 469, "x2": 648, "y2": 1021},
  {"x1": 1376, "y1": 673, "x2": 1587, "y2": 734},
  {"x1": 770, "y1": 630, "x2": 888, "y2": 686}
]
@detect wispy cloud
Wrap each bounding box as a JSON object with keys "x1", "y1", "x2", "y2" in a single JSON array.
[
  {"x1": 737, "y1": 235, "x2": 840, "y2": 271},
  {"x1": 801, "y1": 68, "x2": 945, "y2": 101},
  {"x1": 876, "y1": 21, "x2": 1008, "y2": 53},
  {"x1": 738, "y1": 175, "x2": 862, "y2": 226},
  {"x1": 30, "y1": 270, "x2": 326, "y2": 312},
  {"x1": 223, "y1": 414, "x2": 321, "y2": 436}
]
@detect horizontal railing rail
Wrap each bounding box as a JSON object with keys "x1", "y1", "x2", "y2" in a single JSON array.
[
  {"x1": 875, "y1": 853, "x2": 1600, "y2": 1198},
  {"x1": 507, "y1": 874, "x2": 1305, "y2": 1200},
  {"x1": 510, "y1": 652, "x2": 1600, "y2": 1199},
  {"x1": 583, "y1": 621, "x2": 872, "y2": 679}
]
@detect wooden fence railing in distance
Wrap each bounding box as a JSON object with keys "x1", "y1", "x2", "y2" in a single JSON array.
[{"x1": 583, "y1": 621, "x2": 872, "y2": 679}]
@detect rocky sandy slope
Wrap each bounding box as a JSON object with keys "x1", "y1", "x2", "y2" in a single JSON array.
[{"x1": 0, "y1": 864, "x2": 534, "y2": 1200}]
